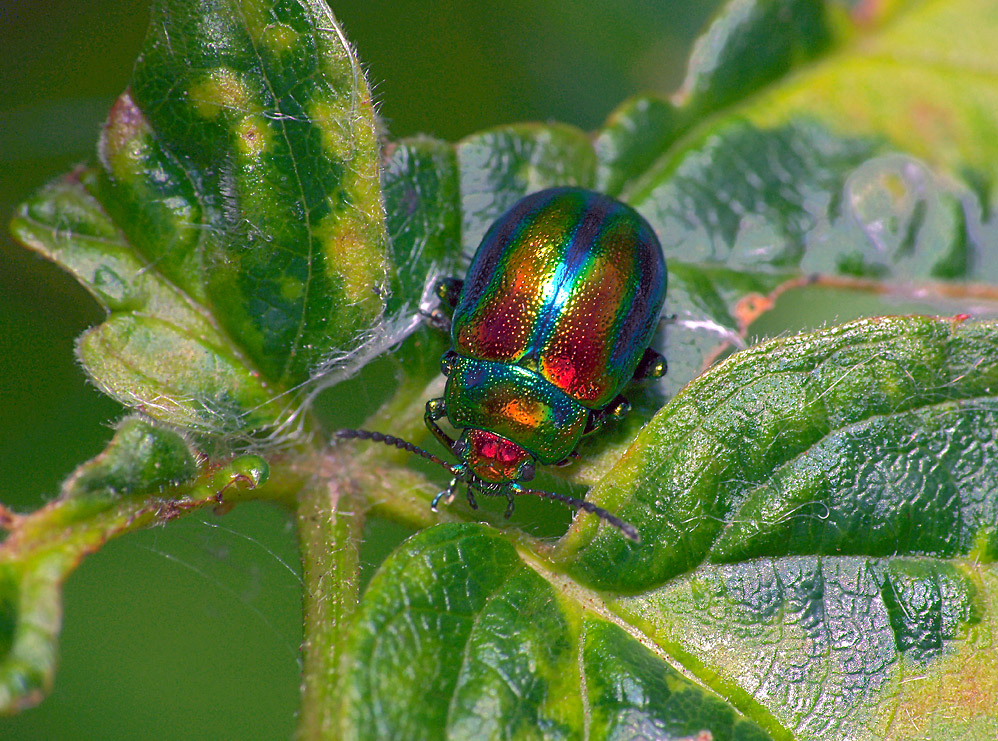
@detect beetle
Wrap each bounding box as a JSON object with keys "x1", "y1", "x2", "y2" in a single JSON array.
[{"x1": 338, "y1": 187, "x2": 667, "y2": 541}]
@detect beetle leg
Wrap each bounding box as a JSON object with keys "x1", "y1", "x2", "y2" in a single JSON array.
[
  {"x1": 422, "y1": 308, "x2": 451, "y2": 332},
  {"x1": 553, "y1": 451, "x2": 579, "y2": 467},
  {"x1": 431, "y1": 477, "x2": 460, "y2": 511},
  {"x1": 439, "y1": 350, "x2": 458, "y2": 377},
  {"x1": 503, "y1": 491, "x2": 516, "y2": 519},
  {"x1": 583, "y1": 396, "x2": 631, "y2": 438},
  {"x1": 582, "y1": 409, "x2": 603, "y2": 436},
  {"x1": 424, "y1": 398, "x2": 457, "y2": 453},
  {"x1": 608, "y1": 395, "x2": 631, "y2": 422},
  {"x1": 633, "y1": 347, "x2": 667, "y2": 381},
  {"x1": 420, "y1": 278, "x2": 464, "y2": 331},
  {"x1": 465, "y1": 485, "x2": 479, "y2": 511},
  {"x1": 434, "y1": 277, "x2": 464, "y2": 310}
]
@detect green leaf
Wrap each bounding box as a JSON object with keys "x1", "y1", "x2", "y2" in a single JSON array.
[
  {"x1": 119, "y1": 0, "x2": 388, "y2": 386},
  {"x1": 0, "y1": 417, "x2": 273, "y2": 713},
  {"x1": 561, "y1": 316, "x2": 998, "y2": 589},
  {"x1": 7, "y1": 0, "x2": 998, "y2": 737},
  {"x1": 677, "y1": 0, "x2": 832, "y2": 115},
  {"x1": 379, "y1": 137, "x2": 462, "y2": 390},
  {"x1": 61, "y1": 415, "x2": 199, "y2": 500},
  {"x1": 595, "y1": 0, "x2": 834, "y2": 196},
  {"x1": 10, "y1": 167, "x2": 279, "y2": 438},
  {"x1": 378, "y1": 0, "x2": 998, "y2": 417},
  {"x1": 342, "y1": 523, "x2": 772, "y2": 740},
  {"x1": 10, "y1": 0, "x2": 389, "y2": 440},
  {"x1": 609, "y1": 558, "x2": 996, "y2": 739},
  {"x1": 742, "y1": 0, "x2": 998, "y2": 211},
  {"x1": 456, "y1": 124, "x2": 597, "y2": 249},
  {"x1": 383, "y1": 137, "x2": 462, "y2": 316},
  {"x1": 4, "y1": 0, "x2": 383, "y2": 719},
  {"x1": 342, "y1": 317, "x2": 998, "y2": 738}
]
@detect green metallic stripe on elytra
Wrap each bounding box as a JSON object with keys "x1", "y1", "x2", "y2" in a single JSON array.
[
  {"x1": 538, "y1": 205, "x2": 666, "y2": 407},
  {"x1": 452, "y1": 190, "x2": 579, "y2": 364},
  {"x1": 531, "y1": 195, "x2": 633, "y2": 405},
  {"x1": 445, "y1": 356, "x2": 589, "y2": 464},
  {"x1": 453, "y1": 188, "x2": 666, "y2": 409}
]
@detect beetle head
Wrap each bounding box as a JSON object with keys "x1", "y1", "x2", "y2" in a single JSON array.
[{"x1": 458, "y1": 429, "x2": 535, "y2": 484}]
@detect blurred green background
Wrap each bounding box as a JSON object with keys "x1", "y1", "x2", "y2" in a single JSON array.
[{"x1": 0, "y1": 0, "x2": 725, "y2": 737}]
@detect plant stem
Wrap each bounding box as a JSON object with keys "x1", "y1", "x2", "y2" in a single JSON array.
[{"x1": 295, "y1": 459, "x2": 366, "y2": 740}]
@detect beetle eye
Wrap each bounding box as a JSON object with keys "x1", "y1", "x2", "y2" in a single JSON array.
[{"x1": 520, "y1": 461, "x2": 536, "y2": 482}]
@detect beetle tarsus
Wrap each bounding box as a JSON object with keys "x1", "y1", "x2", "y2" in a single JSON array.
[
  {"x1": 609, "y1": 395, "x2": 631, "y2": 422},
  {"x1": 553, "y1": 453, "x2": 577, "y2": 467},
  {"x1": 583, "y1": 396, "x2": 628, "y2": 436},
  {"x1": 424, "y1": 398, "x2": 457, "y2": 453},
  {"x1": 435, "y1": 277, "x2": 464, "y2": 309},
  {"x1": 633, "y1": 347, "x2": 667, "y2": 381},
  {"x1": 422, "y1": 307, "x2": 452, "y2": 332},
  {"x1": 421, "y1": 278, "x2": 464, "y2": 331}
]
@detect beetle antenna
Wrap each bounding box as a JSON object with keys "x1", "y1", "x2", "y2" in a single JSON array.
[
  {"x1": 335, "y1": 429, "x2": 461, "y2": 477},
  {"x1": 336, "y1": 430, "x2": 640, "y2": 542},
  {"x1": 515, "y1": 486, "x2": 640, "y2": 542}
]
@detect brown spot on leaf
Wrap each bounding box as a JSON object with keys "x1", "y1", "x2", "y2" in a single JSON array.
[
  {"x1": 850, "y1": 0, "x2": 890, "y2": 28},
  {"x1": 910, "y1": 101, "x2": 955, "y2": 147},
  {"x1": 734, "y1": 293, "x2": 774, "y2": 331},
  {"x1": 99, "y1": 91, "x2": 153, "y2": 176}
]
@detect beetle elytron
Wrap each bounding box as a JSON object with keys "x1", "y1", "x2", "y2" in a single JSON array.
[{"x1": 338, "y1": 187, "x2": 667, "y2": 541}]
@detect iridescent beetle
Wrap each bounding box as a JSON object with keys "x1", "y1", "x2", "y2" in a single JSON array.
[{"x1": 338, "y1": 187, "x2": 667, "y2": 541}]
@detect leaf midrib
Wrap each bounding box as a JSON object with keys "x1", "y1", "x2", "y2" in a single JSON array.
[{"x1": 518, "y1": 548, "x2": 793, "y2": 740}]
